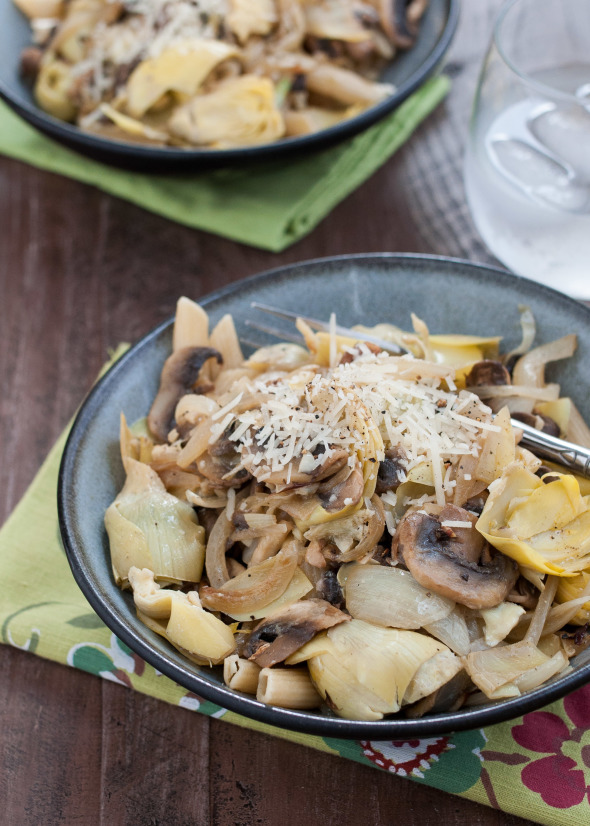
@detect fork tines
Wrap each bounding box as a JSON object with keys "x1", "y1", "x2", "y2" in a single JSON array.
[{"x1": 249, "y1": 302, "x2": 405, "y2": 355}]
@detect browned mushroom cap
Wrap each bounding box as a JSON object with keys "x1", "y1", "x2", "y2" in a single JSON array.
[
  {"x1": 20, "y1": 46, "x2": 43, "y2": 81},
  {"x1": 197, "y1": 447, "x2": 250, "y2": 489},
  {"x1": 393, "y1": 503, "x2": 518, "y2": 610},
  {"x1": 255, "y1": 447, "x2": 349, "y2": 490},
  {"x1": 379, "y1": 0, "x2": 429, "y2": 48},
  {"x1": 376, "y1": 445, "x2": 407, "y2": 494},
  {"x1": 466, "y1": 360, "x2": 511, "y2": 388},
  {"x1": 315, "y1": 569, "x2": 344, "y2": 608},
  {"x1": 147, "y1": 346, "x2": 222, "y2": 442},
  {"x1": 242, "y1": 598, "x2": 350, "y2": 668},
  {"x1": 511, "y1": 411, "x2": 561, "y2": 438},
  {"x1": 318, "y1": 464, "x2": 364, "y2": 512}
]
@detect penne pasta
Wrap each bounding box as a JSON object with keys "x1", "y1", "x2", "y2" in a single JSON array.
[{"x1": 257, "y1": 667, "x2": 321, "y2": 709}]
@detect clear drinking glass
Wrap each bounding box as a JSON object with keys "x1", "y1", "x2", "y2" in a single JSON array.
[{"x1": 464, "y1": 0, "x2": 590, "y2": 298}]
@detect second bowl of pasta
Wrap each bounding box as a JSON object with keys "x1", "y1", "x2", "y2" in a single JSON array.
[{"x1": 0, "y1": 0, "x2": 458, "y2": 167}]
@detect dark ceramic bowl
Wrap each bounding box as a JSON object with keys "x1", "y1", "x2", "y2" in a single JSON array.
[
  {"x1": 58, "y1": 254, "x2": 590, "y2": 738},
  {"x1": 0, "y1": 0, "x2": 458, "y2": 170}
]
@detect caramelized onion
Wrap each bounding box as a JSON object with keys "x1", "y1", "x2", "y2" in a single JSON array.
[{"x1": 199, "y1": 539, "x2": 300, "y2": 614}]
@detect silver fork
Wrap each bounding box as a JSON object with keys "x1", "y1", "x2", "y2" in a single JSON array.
[{"x1": 245, "y1": 302, "x2": 590, "y2": 478}]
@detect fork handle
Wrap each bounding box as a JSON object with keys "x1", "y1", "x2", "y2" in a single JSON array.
[{"x1": 513, "y1": 419, "x2": 590, "y2": 478}]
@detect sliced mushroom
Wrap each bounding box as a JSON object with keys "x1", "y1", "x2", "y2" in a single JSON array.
[
  {"x1": 392, "y1": 503, "x2": 518, "y2": 610},
  {"x1": 242, "y1": 598, "x2": 350, "y2": 667},
  {"x1": 252, "y1": 447, "x2": 349, "y2": 490},
  {"x1": 196, "y1": 450, "x2": 249, "y2": 489},
  {"x1": 20, "y1": 46, "x2": 43, "y2": 81},
  {"x1": 378, "y1": 0, "x2": 429, "y2": 48},
  {"x1": 511, "y1": 410, "x2": 561, "y2": 438},
  {"x1": 318, "y1": 464, "x2": 364, "y2": 512},
  {"x1": 316, "y1": 569, "x2": 344, "y2": 608},
  {"x1": 466, "y1": 360, "x2": 511, "y2": 388},
  {"x1": 462, "y1": 494, "x2": 488, "y2": 517},
  {"x1": 148, "y1": 346, "x2": 222, "y2": 442},
  {"x1": 506, "y1": 576, "x2": 539, "y2": 611},
  {"x1": 375, "y1": 445, "x2": 407, "y2": 494}
]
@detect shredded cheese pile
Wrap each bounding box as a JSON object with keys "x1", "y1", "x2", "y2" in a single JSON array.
[{"x1": 209, "y1": 350, "x2": 498, "y2": 503}]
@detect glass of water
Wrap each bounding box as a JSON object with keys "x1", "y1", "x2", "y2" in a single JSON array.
[{"x1": 464, "y1": 0, "x2": 590, "y2": 298}]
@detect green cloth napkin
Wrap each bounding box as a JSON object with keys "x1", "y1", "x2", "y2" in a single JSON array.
[
  {"x1": 0, "y1": 76, "x2": 448, "y2": 251},
  {"x1": 2, "y1": 349, "x2": 590, "y2": 826}
]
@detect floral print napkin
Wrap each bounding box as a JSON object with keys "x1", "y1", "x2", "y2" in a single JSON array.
[{"x1": 1, "y1": 353, "x2": 589, "y2": 825}]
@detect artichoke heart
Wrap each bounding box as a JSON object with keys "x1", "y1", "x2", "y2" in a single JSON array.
[
  {"x1": 126, "y1": 40, "x2": 239, "y2": 117},
  {"x1": 287, "y1": 619, "x2": 451, "y2": 720},
  {"x1": 427, "y1": 333, "x2": 501, "y2": 368},
  {"x1": 105, "y1": 458, "x2": 205, "y2": 586},
  {"x1": 166, "y1": 592, "x2": 236, "y2": 666},
  {"x1": 169, "y1": 76, "x2": 285, "y2": 149},
  {"x1": 476, "y1": 462, "x2": 590, "y2": 575},
  {"x1": 128, "y1": 567, "x2": 235, "y2": 665},
  {"x1": 556, "y1": 571, "x2": 590, "y2": 624}
]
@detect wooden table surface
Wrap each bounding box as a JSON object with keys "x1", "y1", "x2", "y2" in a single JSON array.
[{"x1": 0, "y1": 2, "x2": 542, "y2": 824}]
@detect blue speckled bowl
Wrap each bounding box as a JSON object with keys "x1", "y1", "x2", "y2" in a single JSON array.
[
  {"x1": 58, "y1": 254, "x2": 590, "y2": 738},
  {"x1": 0, "y1": 0, "x2": 458, "y2": 169}
]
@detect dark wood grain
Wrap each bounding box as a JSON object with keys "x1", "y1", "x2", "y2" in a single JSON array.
[{"x1": 0, "y1": 2, "x2": 541, "y2": 824}]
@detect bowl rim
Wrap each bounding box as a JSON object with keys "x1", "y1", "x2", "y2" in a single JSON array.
[
  {"x1": 57, "y1": 252, "x2": 590, "y2": 738},
  {"x1": 0, "y1": 0, "x2": 459, "y2": 165}
]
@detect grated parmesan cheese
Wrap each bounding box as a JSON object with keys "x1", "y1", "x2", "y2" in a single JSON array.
[
  {"x1": 207, "y1": 350, "x2": 495, "y2": 503},
  {"x1": 441, "y1": 520, "x2": 473, "y2": 529},
  {"x1": 226, "y1": 487, "x2": 236, "y2": 521}
]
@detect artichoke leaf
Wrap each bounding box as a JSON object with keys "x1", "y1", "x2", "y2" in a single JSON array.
[
  {"x1": 403, "y1": 649, "x2": 463, "y2": 706},
  {"x1": 165, "y1": 592, "x2": 236, "y2": 666},
  {"x1": 105, "y1": 457, "x2": 205, "y2": 586},
  {"x1": 169, "y1": 76, "x2": 285, "y2": 149},
  {"x1": 128, "y1": 566, "x2": 181, "y2": 618},
  {"x1": 307, "y1": 650, "x2": 391, "y2": 721},
  {"x1": 556, "y1": 571, "x2": 590, "y2": 624},
  {"x1": 477, "y1": 463, "x2": 590, "y2": 575},
  {"x1": 126, "y1": 40, "x2": 239, "y2": 117},
  {"x1": 129, "y1": 568, "x2": 235, "y2": 664}
]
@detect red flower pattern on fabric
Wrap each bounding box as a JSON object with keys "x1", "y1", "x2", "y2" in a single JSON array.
[{"x1": 511, "y1": 684, "x2": 590, "y2": 809}]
